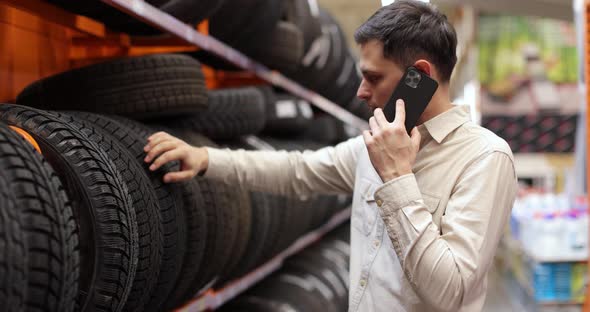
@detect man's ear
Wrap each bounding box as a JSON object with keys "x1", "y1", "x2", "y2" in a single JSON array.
[{"x1": 413, "y1": 60, "x2": 432, "y2": 77}]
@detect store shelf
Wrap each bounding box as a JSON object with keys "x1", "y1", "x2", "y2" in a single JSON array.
[
  {"x1": 177, "y1": 207, "x2": 352, "y2": 312},
  {"x1": 506, "y1": 237, "x2": 587, "y2": 263},
  {"x1": 99, "y1": 0, "x2": 367, "y2": 130}
]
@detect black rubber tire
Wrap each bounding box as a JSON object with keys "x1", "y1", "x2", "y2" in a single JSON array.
[
  {"x1": 0, "y1": 123, "x2": 77, "y2": 312},
  {"x1": 219, "y1": 296, "x2": 290, "y2": 312},
  {"x1": 299, "y1": 113, "x2": 348, "y2": 145},
  {"x1": 70, "y1": 113, "x2": 186, "y2": 312},
  {"x1": 209, "y1": 0, "x2": 284, "y2": 52},
  {"x1": 174, "y1": 131, "x2": 238, "y2": 295},
  {"x1": 213, "y1": 140, "x2": 278, "y2": 274},
  {"x1": 219, "y1": 188, "x2": 252, "y2": 285},
  {"x1": 164, "y1": 179, "x2": 208, "y2": 310},
  {"x1": 16, "y1": 54, "x2": 208, "y2": 120},
  {"x1": 230, "y1": 191, "x2": 272, "y2": 278},
  {"x1": 0, "y1": 166, "x2": 27, "y2": 312},
  {"x1": 0, "y1": 105, "x2": 138, "y2": 312},
  {"x1": 345, "y1": 97, "x2": 372, "y2": 121},
  {"x1": 254, "y1": 273, "x2": 326, "y2": 312},
  {"x1": 263, "y1": 92, "x2": 314, "y2": 137},
  {"x1": 284, "y1": 0, "x2": 322, "y2": 53},
  {"x1": 246, "y1": 21, "x2": 304, "y2": 71},
  {"x1": 163, "y1": 87, "x2": 266, "y2": 140},
  {"x1": 57, "y1": 112, "x2": 163, "y2": 312},
  {"x1": 284, "y1": 253, "x2": 346, "y2": 312},
  {"x1": 0, "y1": 123, "x2": 80, "y2": 312}
]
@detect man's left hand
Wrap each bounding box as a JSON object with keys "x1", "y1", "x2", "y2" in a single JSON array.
[{"x1": 363, "y1": 99, "x2": 421, "y2": 183}]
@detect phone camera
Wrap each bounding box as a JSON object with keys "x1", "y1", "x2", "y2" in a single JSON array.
[{"x1": 405, "y1": 70, "x2": 421, "y2": 88}]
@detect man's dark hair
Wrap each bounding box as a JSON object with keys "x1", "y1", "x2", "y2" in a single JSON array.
[{"x1": 354, "y1": 0, "x2": 457, "y2": 82}]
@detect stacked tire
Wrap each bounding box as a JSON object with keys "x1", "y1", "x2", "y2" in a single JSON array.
[
  {"x1": 191, "y1": 0, "x2": 371, "y2": 120},
  {"x1": 220, "y1": 224, "x2": 351, "y2": 312},
  {"x1": 5, "y1": 23, "x2": 355, "y2": 309}
]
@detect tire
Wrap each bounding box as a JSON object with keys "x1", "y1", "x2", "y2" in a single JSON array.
[
  {"x1": 16, "y1": 54, "x2": 208, "y2": 120},
  {"x1": 0, "y1": 105, "x2": 137, "y2": 312},
  {"x1": 164, "y1": 180, "x2": 208, "y2": 310},
  {"x1": 246, "y1": 21, "x2": 304, "y2": 71},
  {"x1": 284, "y1": 0, "x2": 322, "y2": 53},
  {"x1": 254, "y1": 273, "x2": 326, "y2": 311},
  {"x1": 345, "y1": 97, "x2": 372, "y2": 120},
  {"x1": 284, "y1": 252, "x2": 346, "y2": 312},
  {"x1": 209, "y1": 0, "x2": 284, "y2": 51},
  {"x1": 69, "y1": 113, "x2": 186, "y2": 312},
  {"x1": 299, "y1": 114, "x2": 349, "y2": 145},
  {"x1": 1, "y1": 123, "x2": 80, "y2": 312},
  {"x1": 0, "y1": 169, "x2": 27, "y2": 312},
  {"x1": 230, "y1": 191, "x2": 272, "y2": 278},
  {"x1": 163, "y1": 87, "x2": 266, "y2": 140},
  {"x1": 219, "y1": 188, "x2": 252, "y2": 285},
  {"x1": 323, "y1": 53, "x2": 362, "y2": 107},
  {"x1": 56, "y1": 112, "x2": 163, "y2": 312},
  {"x1": 173, "y1": 132, "x2": 238, "y2": 295},
  {"x1": 263, "y1": 92, "x2": 314, "y2": 137},
  {"x1": 215, "y1": 135, "x2": 275, "y2": 277}
]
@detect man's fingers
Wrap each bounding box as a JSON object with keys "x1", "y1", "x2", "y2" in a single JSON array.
[
  {"x1": 394, "y1": 99, "x2": 406, "y2": 126},
  {"x1": 144, "y1": 141, "x2": 177, "y2": 163},
  {"x1": 373, "y1": 108, "x2": 389, "y2": 127},
  {"x1": 145, "y1": 132, "x2": 172, "y2": 152},
  {"x1": 163, "y1": 170, "x2": 196, "y2": 183},
  {"x1": 410, "y1": 127, "x2": 421, "y2": 150},
  {"x1": 149, "y1": 149, "x2": 184, "y2": 171},
  {"x1": 369, "y1": 117, "x2": 380, "y2": 135},
  {"x1": 362, "y1": 130, "x2": 373, "y2": 145}
]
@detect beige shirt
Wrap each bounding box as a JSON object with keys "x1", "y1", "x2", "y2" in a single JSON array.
[{"x1": 205, "y1": 105, "x2": 517, "y2": 312}]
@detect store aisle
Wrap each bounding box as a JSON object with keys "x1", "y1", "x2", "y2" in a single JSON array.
[
  {"x1": 483, "y1": 266, "x2": 523, "y2": 312},
  {"x1": 483, "y1": 264, "x2": 583, "y2": 312}
]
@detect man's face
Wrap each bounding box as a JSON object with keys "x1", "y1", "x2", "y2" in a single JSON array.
[{"x1": 357, "y1": 40, "x2": 405, "y2": 112}]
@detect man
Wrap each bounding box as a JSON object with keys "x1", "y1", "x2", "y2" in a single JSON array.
[{"x1": 144, "y1": 1, "x2": 517, "y2": 311}]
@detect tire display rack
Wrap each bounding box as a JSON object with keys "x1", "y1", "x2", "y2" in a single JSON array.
[
  {"x1": 0, "y1": 0, "x2": 363, "y2": 311},
  {"x1": 180, "y1": 207, "x2": 351, "y2": 312},
  {"x1": 104, "y1": 0, "x2": 367, "y2": 131}
]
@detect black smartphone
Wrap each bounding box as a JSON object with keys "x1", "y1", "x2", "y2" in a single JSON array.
[{"x1": 383, "y1": 66, "x2": 438, "y2": 134}]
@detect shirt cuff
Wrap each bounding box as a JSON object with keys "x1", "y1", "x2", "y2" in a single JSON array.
[
  {"x1": 374, "y1": 173, "x2": 422, "y2": 212},
  {"x1": 202, "y1": 147, "x2": 233, "y2": 180}
]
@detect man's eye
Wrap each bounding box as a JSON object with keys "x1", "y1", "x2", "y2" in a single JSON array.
[{"x1": 366, "y1": 76, "x2": 379, "y2": 83}]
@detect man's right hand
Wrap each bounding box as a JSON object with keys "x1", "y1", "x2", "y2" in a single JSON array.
[{"x1": 143, "y1": 132, "x2": 209, "y2": 183}]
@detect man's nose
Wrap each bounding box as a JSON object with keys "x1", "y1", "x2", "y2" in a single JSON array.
[{"x1": 357, "y1": 80, "x2": 371, "y2": 101}]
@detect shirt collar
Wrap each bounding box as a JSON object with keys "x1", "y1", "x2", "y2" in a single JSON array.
[{"x1": 417, "y1": 105, "x2": 471, "y2": 144}]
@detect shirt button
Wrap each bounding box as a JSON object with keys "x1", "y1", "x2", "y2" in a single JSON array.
[
  {"x1": 376, "y1": 199, "x2": 383, "y2": 207},
  {"x1": 360, "y1": 279, "x2": 367, "y2": 287},
  {"x1": 374, "y1": 240, "x2": 380, "y2": 247}
]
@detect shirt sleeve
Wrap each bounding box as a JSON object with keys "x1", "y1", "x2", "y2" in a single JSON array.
[
  {"x1": 373, "y1": 151, "x2": 517, "y2": 311},
  {"x1": 203, "y1": 136, "x2": 364, "y2": 200}
]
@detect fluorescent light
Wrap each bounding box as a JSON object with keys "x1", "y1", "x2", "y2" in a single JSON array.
[{"x1": 381, "y1": 0, "x2": 430, "y2": 6}]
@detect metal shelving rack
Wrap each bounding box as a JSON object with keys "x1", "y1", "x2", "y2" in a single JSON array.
[
  {"x1": 179, "y1": 208, "x2": 352, "y2": 311},
  {"x1": 0, "y1": 0, "x2": 364, "y2": 310},
  {"x1": 98, "y1": 0, "x2": 363, "y2": 309},
  {"x1": 100, "y1": 0, "x2": 368, "y2": 131}
]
